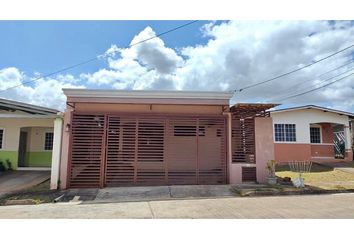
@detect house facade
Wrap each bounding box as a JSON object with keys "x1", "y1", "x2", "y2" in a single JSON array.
[
  {"x1": 270, "y1": 105, "x2": 353, "y2": 163},
  {"x1": 0, "y1": 98, "x2": 62, "y2": 173},
  {"x1": 48, "y1": 90, "x2": 354, "y2": 190},
  {"x1": 54, "y1": 89, "x2": 276, "y2": 189}
]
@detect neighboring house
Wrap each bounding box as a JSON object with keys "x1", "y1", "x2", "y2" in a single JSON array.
[
  {"x1": 0, "y1": 98, "x2": 63, "y2": 177},
  {"x1": 53, "y1": 89, "x2": 276, "y2": 189},
  {"x1": 270, "y1": 105, "x2": 354, "y2": 163}
]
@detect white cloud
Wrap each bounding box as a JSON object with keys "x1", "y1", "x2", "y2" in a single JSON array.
[
  {"x1": 1, "y1": 21, "x2": 353, "y2": 112},
  {"x1": 0, "y1": 67, "x2": 84, "y2": 111}
]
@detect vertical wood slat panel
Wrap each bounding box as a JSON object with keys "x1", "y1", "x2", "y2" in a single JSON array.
[
  {"x1": 68, "y1": 114, "x2": 105, "y2": 188},
  {"x1": 242, "y1": 167, "x2": 257, "y2": 182},
  {"x1": 198, "y1": 117, "x2": 227, "y2": 184},
  {"x1": 232, "y1": 116, "x2": 256, "y2": 163}
]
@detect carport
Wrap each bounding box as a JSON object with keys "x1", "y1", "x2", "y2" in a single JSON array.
[
  {"x1": 59, "y1": 89, "x2": 232, "y2": 189},
  {"x1": 55, "y1": 89, "x2": 276, "y2": 189}
]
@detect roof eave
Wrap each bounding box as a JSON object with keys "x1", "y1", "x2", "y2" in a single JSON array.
[
  {"x1": 270, "y1": 105, "x2": 354, "y2": 117},
  {"x1": 0, "y1": 98, "x2": 59, "y2": 115},
  {"x1": 62, "y1": 88, "x2": 234, "y2": 101}
]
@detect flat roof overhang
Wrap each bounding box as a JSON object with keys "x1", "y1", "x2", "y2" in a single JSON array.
[{"x1": 63, "y1": 89, "x2": 234, "y2": 106}]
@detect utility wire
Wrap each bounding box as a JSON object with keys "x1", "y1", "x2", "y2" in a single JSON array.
[
  {"x1": 236, "y1": 44, "x2": 354, "y2": 92},
  {"x1": 274, "y1": 72, "x2": 353, "y2": 102},
  {"x1": 268, "y1": 65, "x2": 354, "y2": 101},
  {"x1": 317, "y1": 59, "x2": 353, "y2": 78},
  {"x1": 0, "y1": 20, "x2": 199, "y2": 94}
]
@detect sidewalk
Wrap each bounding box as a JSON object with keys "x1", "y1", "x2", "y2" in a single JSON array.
[{"x1": 1, "y1": 193, "x2": 354, "y2": 218}]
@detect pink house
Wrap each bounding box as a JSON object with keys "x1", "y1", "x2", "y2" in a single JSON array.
[
  {"x1": 49, "y1": 90, "x2": 353, "y2": 189},
  {"x1": 53, "y1": 89, "x2": 276, "y2": 189}
]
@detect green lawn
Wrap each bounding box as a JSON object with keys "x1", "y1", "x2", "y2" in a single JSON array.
[{"x1": 276, "y1": 163, "x2": 354, "y2": 190}]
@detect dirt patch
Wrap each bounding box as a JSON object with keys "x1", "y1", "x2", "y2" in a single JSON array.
[
  {"x1": 0, "y1": 180, "x2": 64, "y2": 206},
  {"x1": 232, "y1": 184, "x2": 354, "y2": 197}
]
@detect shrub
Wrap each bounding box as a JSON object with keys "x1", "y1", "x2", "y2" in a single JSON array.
[
  {"x1": 0, "y1": 161, "x2": 5, "y2": 172},
  {"x1": 266, "y1": 160, "x2": 276, "y2": 178},
  {"x1": 6, "y1": 159, "x2": 13, "y2": 171}
]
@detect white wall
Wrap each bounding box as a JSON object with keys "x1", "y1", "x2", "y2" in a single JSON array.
[
  {"x1": 0, "y1": 118, "x2": 54, "y2": 151},
  {"x1": 271, "y1": 108, "x2": 350, "y2": 144},
  {"x1": 27, "y1": 127, "x2": 54, "y2": 152}
]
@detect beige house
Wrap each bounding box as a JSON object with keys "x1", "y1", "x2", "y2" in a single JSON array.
[{"x1": 0, "y1": 98, "x2": 62, "y2": 179}]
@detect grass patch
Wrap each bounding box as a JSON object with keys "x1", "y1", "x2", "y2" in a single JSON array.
[{"x1": 276, "y1": 163, "x2": 354, "y2": 190}]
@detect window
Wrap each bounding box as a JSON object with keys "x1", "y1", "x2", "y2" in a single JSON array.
[
  {"x1": 44, "y1": 132, "x2": 54, "y2": 150},
  {"x1": 274, "y1": 124, "x2": 296, "y2": 142},
  {"x1": 310, "y1": 127, "x2": 321, "y2": 143},
  {"x1": 174, "y1": 125, "x2": 205, "y2": 136},
  {"x1": 0, "y1": 129, "x2": 3, "y2": 149}
]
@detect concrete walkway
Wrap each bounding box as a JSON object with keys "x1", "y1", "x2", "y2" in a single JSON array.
[
  {"x1": 1, "y1": 193, "x2": 354, "y2": 218},
  {"x1": 0, "y1": 171, "x2": 50, "y2": 197}
]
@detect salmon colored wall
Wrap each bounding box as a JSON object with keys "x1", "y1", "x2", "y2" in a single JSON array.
[
  {"x1": 229, "y1": 117, "x2": 274, "y2": 184},
  {"x1": 345, "y1": 150, "x2": 353, "y2": 161},
  {"x1": 59, "y1": 108, "x2": 73, "y2": 189},
  {"x1": 229, "y1": 163, "x2": 256, "y2": 184},
  {"x1": 68, "y1": 97, "x2": 229, "y2": 106},
  {"x1": 319, "y1": 123, "x2": 334, "y2": 143},
  {"x1": 311, "y1": 144, "x2": 335, "y2": 158},
  {"x1": 74, "y1": 103, "x2": 224, "y2": 115},
  {"x1": 274, "y1": 143, "x2": 311, "y2": 163},
  {"x1": 255, "y1": 117, "x2": 275, "y2": 183}
]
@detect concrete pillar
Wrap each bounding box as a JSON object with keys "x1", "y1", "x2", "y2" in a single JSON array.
[
  {"x1": 59, "y1": 108, "x2": 73, "y2": 189},
  {"x1": 255, "y1": 117, "x2": 275, "y2": 184},
  {"x1": 50, "y1": 117, "x2": 63, "y2": 190},
  {"x1": 224, "y1": 112, "x2": 233, "y2": 184},
  {"x1": 344, "y1": 125, "x2": 353, "y2": 161}
]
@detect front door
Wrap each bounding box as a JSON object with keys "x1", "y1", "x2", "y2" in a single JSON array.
[{"x1": 18, "y1": 131, "x2": 28, "y2": 167}]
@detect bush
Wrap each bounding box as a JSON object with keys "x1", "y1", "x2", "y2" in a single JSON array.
[
  {"x1": 266, "y1": 160, "x2": 276, "y2": 178},
  {"x1": 0, "y1": 161, "x2": 5, "y2": 172},
  {"x1": 6, "y1": 159, "x2": 13, "y2": 171}
]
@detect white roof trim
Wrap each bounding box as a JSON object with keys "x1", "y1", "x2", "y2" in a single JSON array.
[
  {"x1": 270, "y1": 105, "x2": 354, "y2": 117},
  {"x1": 63, "y1": 89, "x2": 234, "y2": 100},
  {"x1": 0, "y1": 114, "x2": 61, "y2": 119},
  {"x1": 0, "y1": 97, "x2": 59, "y2": 115}
]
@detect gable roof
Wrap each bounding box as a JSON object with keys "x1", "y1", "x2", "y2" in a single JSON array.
[
  {"x1": 0, "y1": 97, "x2": 59, "y2": 115},
  {"x1": 270, "y1": 105, "x2": 354, "y2": 118}
]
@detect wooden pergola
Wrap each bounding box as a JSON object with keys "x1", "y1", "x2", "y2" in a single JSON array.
[{"x1": 230, "y1": 103, "x2": 279, "y2": 166}]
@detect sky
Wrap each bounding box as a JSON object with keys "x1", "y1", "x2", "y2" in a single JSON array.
[{"x1": 0, "y1": 20, "x2": 353, "y2": 111}]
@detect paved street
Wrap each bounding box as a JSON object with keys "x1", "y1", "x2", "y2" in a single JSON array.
[{"x1": 1, "y1": 193, "x2": 354, "y2": 218}]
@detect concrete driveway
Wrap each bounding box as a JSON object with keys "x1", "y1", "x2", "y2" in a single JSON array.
[
  {"x1": 0, "y1": 171, "x2": 50, "y2": 197},
  {"x1": 1, "y1": 193, "x2": 354, "y2": 218}
]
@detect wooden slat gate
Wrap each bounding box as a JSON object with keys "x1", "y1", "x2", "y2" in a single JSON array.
[
  {"x1": 68, "y1": 114, "x2": 106, "y2": 188},
  {"x1": 68, "y1": 114, "x2": 227, "y2": 188}
]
